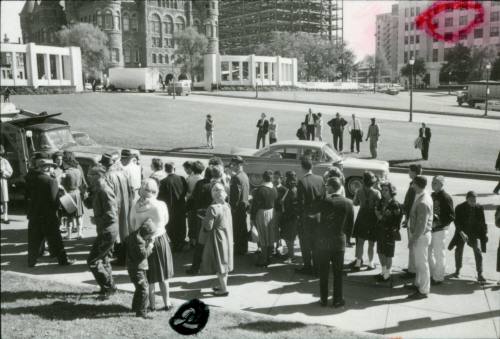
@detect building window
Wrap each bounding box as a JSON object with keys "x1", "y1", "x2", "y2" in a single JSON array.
[
  {"x1": 159, "y1": 54, "x2": 163, "y2": 63},
  {"x1": 491, "y1": 12, "x2": 499, "y2": 22},
  {"x1": 416, "y1": 35, "x2": 420, "y2": 43},
  {"x1": 416, "y1": 7, "x2": 420, "y2": 15},
  {"x1": 445, "y1": 17, "x2": 453, "y2": 27},
  {"x1": 491, "y1": 26, "x2": 500, "y2": 37},
  {"x1": 405, "y1": 23, "x2": 408, "y2": 31},
  {"x1": 410, "y1": 35, "x2": 414, "y2": 44},
  {"x1": 410, "y1": 7, "x2": 414, "y2": 16},
  {"x1": 221, "y1": 62, "x2": 229, "y2": 81},
  {"x1": 405, "y1": 8, "x2": 408, "y2": 17},
  {"x1": 123, "y1": 15, "x2": 130, "y2": 31},
  {"x1": 410, "y1": 22, "x2": 415, "y2": 30},
  {"x1": 444, "y1": 32, "x2": 453, "y2": 40},
  {"x1": 104, "y1": 11, "x2": 113, "y2": 29},
  {"x1": 404, "y1": 36, "x2": 408, "y2": 44},
  {"x1": 404, "y1": 51, "x2": 408, "y2": 64},
  {"x1": 459, "y1": 15, "x2": 467, "y2": 25},
  {"x1": 175, "y1": 17, "x2": 185, "y2": 32},
  {"x1": 111, "y1": 48, "x2": 120, "y2": 62},
  {"x1": 152, "y1": 37, "x2": 161, "y2": 47},
  {"x1": 131, "y1": 14, "x2": 138, "y2": 31},
  {"x1": 135, "y1": 50, "x2": 140, "y2": 63},
  {"x1": 165, "y1": 55, "x2": 169, "y2": 64},
  {"x1": 432, "y1": 49, "x2": 438, "y2": 62},
  {"x1": 164, "y1": 16, "x2": 173, "y2": 33},
  {"x1": 124, "y1": 46, "x2": 131, "y2": 63},
  {"x1": 459, "y1": 31, "x2": 467, "y2": 40},
  {"x1": 474, "y1": 28, "x2": 483, "y2": 38},
  {"x1": 152, "y1": 54, "x2": 157, "y2": 63},
  {"x1": 151, "y1": 14, "x2": 161, "y2": 33}
]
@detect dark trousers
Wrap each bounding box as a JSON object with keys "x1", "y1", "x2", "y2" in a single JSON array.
[
  {"x1": 87, "y1": 230, "x2": 117, "y2": 291},
  {"x1": 455, "y1": 238, "x2": 483, "y2": 274},
  {"x1": 421, "y1": 139, "x2": 430, "y2": 160},
  {"x1": 318, "y1": 249, "x2": 345, "y2": 304},
  {"x1": 190, "y1": 243, "x2": 204, "y2": 272},
  {"x1": 27, "y1": 217, "x2": 68, "y2": 266},
  {"x1": 256, "y1": 131, "x2": 267, "y2": 149},
  {"x1": 232, "y1": 205, "x2": 248, "y2": 255},
  {"x1": 333, "y1": 132, "x2": 343, "y2": 151},
  {"x1": 298, "y1": 215, "x2": 319, "y2": 271},
  {"x1": 350, "y1": 130, "x2": 361, "y2": 153},
  {"x1": 306, "y1": 125, "x2": 315, "y2": 140},
  {"x1": 167, "y1": 214, "x2": 187, "y2": 252},
  {"x1": 128, "y1": 269, "x2": 149, "y2": 315}
]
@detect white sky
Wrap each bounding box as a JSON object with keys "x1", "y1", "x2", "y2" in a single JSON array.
[{"x1": 1, "y1": 0, "x2": 396, "y2": 61}]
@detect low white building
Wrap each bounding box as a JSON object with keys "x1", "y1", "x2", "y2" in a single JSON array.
[
  {"x1": 0, "y1": 42, "x2": 83, "y2": 92},
  {"x1": 202, "y1": 54, "x2": 297, "y2": 90}
]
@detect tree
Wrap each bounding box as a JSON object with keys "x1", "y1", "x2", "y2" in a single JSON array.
[
  {"x1": 57, "y1": 23, "x2": 110, "y2": 80},
  {"x1": 468, "y1": 45, "x2": 497, "y2": 81},
  {"x1": 174, "y1": 27, "x2": 208, "y2": 81},
  {"x1": 491, "y1": 56, "x2": 500, "y2": 81},
  {"x1": 439, "y1": 44, "x2": 472, "y2": 84},
  {"x1": 400, "y1": 58, "x2": 427, "y2": 85}
]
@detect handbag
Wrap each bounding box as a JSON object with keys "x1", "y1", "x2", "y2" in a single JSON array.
[
  {"x1": 59, "y1": 189, "x2": 78, "y2": 215},
  {"x1": 414, "y1": 137, "x2": 423, "y2": 149}
]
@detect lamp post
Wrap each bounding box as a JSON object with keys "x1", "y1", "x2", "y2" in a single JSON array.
[
  {"x1": 448, "y1": 71, "x2": 452, "y2": 95},
  {"x1": 370, "y1": 64, "x2": 376, "y2": 93},
  {"x1": 409, "y1": 58, "x2": 415, "y2": 122},
  {"x1": 485, "y1": 63, "x2": 491, "y2": 116}
]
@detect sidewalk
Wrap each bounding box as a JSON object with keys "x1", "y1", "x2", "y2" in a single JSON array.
[{"x1": 1, "y1": 173, "x2": 499, "y2": 338}]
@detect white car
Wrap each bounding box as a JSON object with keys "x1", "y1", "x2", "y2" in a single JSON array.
[{"x1": 231, "y1": 140, "x2": 390, "y2": 196}]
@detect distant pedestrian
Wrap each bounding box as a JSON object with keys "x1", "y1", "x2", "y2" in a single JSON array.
[
  {"x1": 205, "y1": 114, "x2": 214, "y2": 149},
  {"x1": 315, "y1": 113, "x2": 323, "y2": 141},
  {"x1": 296, "y1": 122, "x2": 307, "y2": 140},
  {"x1": 448, "y1": 191, "x2": 487, "y2": 284},
  {"x1": 269, "y1": 117, "x2": 278, "y2": 144},
  {"x1": 402, "y1": 164, "x2": 422, "y2": 279},
  {"x1": 494, "y1": 151, "x2": 500, "y2": 195},
  {"x1": 251, "y1": 170, "x2": 278, "y2": 267},
  {"x1": 149, "y1": 158, "x2": 166, "y2": 185},
  {"x1": 201, "y1": 182, "x2": 234, "y2": 296},
  {"x1": 126, "y1": 219, "x2": 155, "y2": 319},
  {"x1": 418, "y1": 123, "x2": 432, "y2": 160},
  {"x1": 0, "y1": 145, "x2": 13, "y2": 224},
  {"x1": 158, "y1": 162, "x2": 188, "y2": 252},
  {"x1": 429, "y1": 176, "x2": 454, "y2": 285},
  {"x1": 317, "y1": 177, "x2": 353, "y2": 308},
  {"x1": 407, "y1": 175, "x2": 433, "y2": 300},
  {"x1": 256, "y1": 113, "x2": 269, "y2": 149},
  {"x1": 327, "y1": 113, "x2": 348, "y2": 152},
  {"x1": 374, "y1": 182, "x2": 402, "y2": 283},
  {"x1": 348, "y1": 114, "x2": 363, "y2": 154},
  {"x1": 366, "y1": 118, "x2": 380, "y2": 159},
  {"x1": 304, "y1": 108, "x2": 317, "y2": 140},
  {"x1": 350, "y1": 171, "x2": 381, "y2": 271}
]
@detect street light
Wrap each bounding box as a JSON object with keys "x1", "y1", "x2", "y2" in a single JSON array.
[
  {"x1": 409, "y1": 58, "x2": 415, "y2": 122},
  {"x1": 485, "y1": 62, "x2": 491, "y2": 116},
  {"x1": 448, "y1": 71, "x2": 452, "y2": 95}
]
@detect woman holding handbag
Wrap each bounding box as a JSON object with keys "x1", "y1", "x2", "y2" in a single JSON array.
[
  {"x1": 61, "y1": 153, "x2": 86, "y2": 240},
  {"x1": 281, "y1": 171, "x2": 299, "y2": 264}
]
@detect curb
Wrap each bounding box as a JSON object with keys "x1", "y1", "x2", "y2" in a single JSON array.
[{"x1": 192, "y1": 92, "x2": 500, "y2": 120}]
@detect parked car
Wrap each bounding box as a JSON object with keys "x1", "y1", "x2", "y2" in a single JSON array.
[
  {"x1": 231, "y1": 140, "x2": 390, "y2": 197},
  {"x1": 84, "y1": 82, "x2": 92, "y2": 90},
  {"x1": 475, "y1": 100, "x2": 500, "y2": 111},
  {"x1": 385, "y1": 87, "x2": 399, "y2": 95}
]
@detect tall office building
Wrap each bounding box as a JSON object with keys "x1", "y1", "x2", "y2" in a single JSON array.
[
  {"x1": 219, "y1": 0, "x2": 343, "y2": 55},
  {"x1": 375, "y1": 4, "x2": 399, "y2": 82}
]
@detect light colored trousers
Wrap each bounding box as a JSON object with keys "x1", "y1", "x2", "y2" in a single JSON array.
[
  {"x1": 428, "y1": 229, "x2": 449, "y2": 282},
  {"x1": 369, "y1": 138, "x2": 378, "y2": 158},
  {"x1": 413, "y1": 232, "x2": 431, "y2": 294},
  {"x1": 407, "y1": 228, "x2": 416, "y2": 273}
]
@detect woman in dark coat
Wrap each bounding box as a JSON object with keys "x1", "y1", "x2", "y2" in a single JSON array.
[
  {"x1": 281, "y1": 171, "x2": 299, "y2": 263},
  {"x1": 374, "y1": 182, "x2": 403, "y2": 282},
  {"x1": 351, "y1": 171, "x2": 381, "y2": 271},
  {"x1": 61, "y1": 151, "x2": 87, "y2": 239}
]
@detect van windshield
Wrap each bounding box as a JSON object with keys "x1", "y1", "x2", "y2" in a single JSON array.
[{"x1": 33, "y1": 128, "x2": 77, "y2": 151}]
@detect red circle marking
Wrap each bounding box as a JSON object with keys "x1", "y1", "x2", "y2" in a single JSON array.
[{"x1": 415, "y1": 0, "x2": 485, "y2": 42}]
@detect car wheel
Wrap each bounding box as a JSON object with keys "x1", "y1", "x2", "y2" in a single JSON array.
[
  {"x1": 346, "y1": 176, "x2": 363, "y2": 198},
  {"x1": 248, "y1": 173, "x2": 263, "y2": 188}
]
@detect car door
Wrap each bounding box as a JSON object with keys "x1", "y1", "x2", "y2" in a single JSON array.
[{"x1": 247, "y1": 145, "x2": 300, "y2": 187}]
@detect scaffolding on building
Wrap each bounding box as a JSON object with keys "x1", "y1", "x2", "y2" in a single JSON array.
[{"x1": 219, "y1": 0, "x2": 343, "y2": 55}]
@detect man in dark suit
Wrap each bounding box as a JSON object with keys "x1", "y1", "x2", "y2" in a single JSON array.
[
  {"x1": 296, "y1": 156, "x2": 325, "y2": 275},
  {"x1": 229, "y1": 156, "x2": 250, "y2": 255},
  {"x1": 26, "y1": 159, "x2": 73, "y2": 267},
  {"x1": 158, "y1": 162, "x2": 188, "y2": 252},
  {"x1": 419, "y1": 123, "x2": 432, "y2": 160},
  {"x1": 448, "y1": 191, "x2": 487, "y2": 284},
  {"x1": 317, "y1": 177, "x2": 353, "y2": 308},
  {"x1": 304, "y1": 108, "x2": 317, "y2": 140},
  {"x1": 327, "y1": 112, "x2": 348, "y2": 152},
  {"x1": 256, "y1": 113, "x2": 269, "y2": 149}
]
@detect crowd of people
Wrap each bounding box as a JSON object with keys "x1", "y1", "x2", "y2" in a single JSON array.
[{"x1": 11, "y1": 144, "x2": 499, "y2": 317}]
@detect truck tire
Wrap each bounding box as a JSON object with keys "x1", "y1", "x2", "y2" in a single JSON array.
[
  {"x1": 468, "y1": 100, "x2": 475, "y2": 108},
  {"x1": 458, "y1": 101, "x2": 463, "y2": 106}
]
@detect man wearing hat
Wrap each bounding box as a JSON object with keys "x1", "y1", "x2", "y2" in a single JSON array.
[
  {"x1": 101, "y1": 152, "x2": 134, "y2": 266},
  {"x1": 0, "y1": 145, "x2": 13, "y2": 224},
  {"x1": 158, "y1": 161, "x2": 188, "y2": 252},
  {"x1": 26, "y1": 158, "x2": 73, "y2": 267},
  {"x1": 229, "y1": 155, "x2": 250, "y2": 255},
  {"x1": 256, "y1": 113, "x2": 269, "y2": 149},
  {"x1": 365, "y1": 118, "x2": 380, "y2": 159},
  {"x1": 449, "y1": 191, "x2": 487, "y2": 284},
  {"x1": 429, "y1": 176, "x2": 454, "y2": 285},
  {"x1": 121, "y1": 149, "x2": 142, "y2": 200}
]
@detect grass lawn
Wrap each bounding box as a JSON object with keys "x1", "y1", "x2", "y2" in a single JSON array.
[
  {"x1": 11, "y1": 93, "x2": 499, "y2": 173},
  {"x1": 0, "y1": 271, "x2": 375, "y2": 339}
]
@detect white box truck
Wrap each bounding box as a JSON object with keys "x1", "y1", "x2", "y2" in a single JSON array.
[
  {"x1": 108, "y1": 67, "x2": 161, "y2": 92},
  {"x1": 457, "y1": 81, "x2": 500, "y2": 107}
]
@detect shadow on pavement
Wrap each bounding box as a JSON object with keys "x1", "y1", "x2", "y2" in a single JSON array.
[{"x1": 225, "y1": 320, "x2": 308, "y2": 333}]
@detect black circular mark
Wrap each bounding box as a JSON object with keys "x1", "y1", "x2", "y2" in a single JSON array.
[{"x1": 169, "y1": 299, "x2": 210, "y2": 336}]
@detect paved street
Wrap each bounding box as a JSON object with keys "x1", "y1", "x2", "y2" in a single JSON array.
[{"x1": 2, "y1": 168, "x2": 499, "y2": 338}]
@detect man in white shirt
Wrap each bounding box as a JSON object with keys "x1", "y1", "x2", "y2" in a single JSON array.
[
  {"x1": 121, "y1": 149, "x2": 142, "y2": 200},
  {"x1": 349, "y1": 114, "x2": 363, "y2": 154},
  {"x1": 407, "y1": 175, "x2": 433, "y2": 299},
  {"x1": 304, "y1": 108, "x2": 317, "y2": 140}
]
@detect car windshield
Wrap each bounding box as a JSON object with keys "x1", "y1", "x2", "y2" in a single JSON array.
[
  {"x1": 322, "y1": 144, "x2": 342, "y2": 162},
  {"x1": 33, "y1": 128, "x2": 77, "y2": 151}
]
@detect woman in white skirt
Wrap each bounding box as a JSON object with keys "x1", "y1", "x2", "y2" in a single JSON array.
[
  {"x1": 250, "y1": 170, "x2": 278, "y2": 267},
  {"x1": 0, "y1": 145, "x2": 13, "y2": 224}
]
